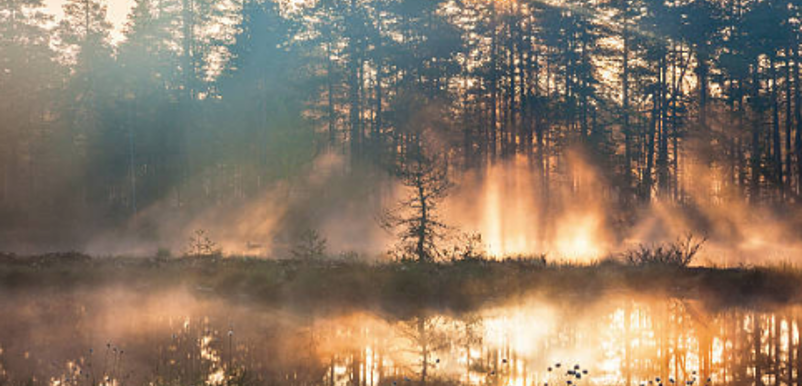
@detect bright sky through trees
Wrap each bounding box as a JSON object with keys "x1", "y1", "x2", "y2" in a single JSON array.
[
  {"x1": 5, "y1": 0, "x2": 802, "y2": 263},
  {"x1": 44, "y1": 0, "x2": 133, "y2": 41}
]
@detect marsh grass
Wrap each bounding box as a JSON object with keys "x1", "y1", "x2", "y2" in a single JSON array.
[{"x1": 1, "y1": 252, "x2": 802, "y2": 313}]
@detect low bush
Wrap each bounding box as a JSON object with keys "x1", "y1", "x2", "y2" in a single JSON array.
[{"x1": 623, "y1": 234, "x2": 707, "y2": 267}]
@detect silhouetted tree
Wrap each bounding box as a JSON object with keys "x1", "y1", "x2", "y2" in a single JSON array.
[{"x1": 383, "y1": 147, "x2": 452, "y2": 262}]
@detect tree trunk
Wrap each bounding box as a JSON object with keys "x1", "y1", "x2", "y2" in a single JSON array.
[{"x1": 771, "y1": 57, "x2": 783, "y2": 199}]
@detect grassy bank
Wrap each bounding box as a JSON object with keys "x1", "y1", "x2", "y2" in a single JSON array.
[{"x1": 1, "y1": 252, "x2": 800, "y2": 315}]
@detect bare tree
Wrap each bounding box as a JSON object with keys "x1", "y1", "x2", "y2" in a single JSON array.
[{"x1": 382, "y1": 149, "x2": 453, "y2": 262}]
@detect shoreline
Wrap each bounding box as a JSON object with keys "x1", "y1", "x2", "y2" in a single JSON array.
[{"x1": 1, "y1": 253, "x2": 800, "y2": 315}]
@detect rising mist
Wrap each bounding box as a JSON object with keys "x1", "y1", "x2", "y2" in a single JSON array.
[{"x1": 4, "y1": 0, "x2": 802, "y2": 264}]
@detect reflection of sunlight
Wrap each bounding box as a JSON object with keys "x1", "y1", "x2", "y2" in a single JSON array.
[
  {"x1": 483, "y1": 302, "x2": 557, "y2": 355},
  {"x1": 8, "y1": 289, "x2": 802, "y2": 386}
]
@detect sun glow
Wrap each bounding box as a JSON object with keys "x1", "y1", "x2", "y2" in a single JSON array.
[
  {"x1": 471, "y1": 156, "x2": 542, "y2": 258},
  {"x1": 553, "y1": 213, "x2": 605, "y2": 260},
  {"x1": 447, "y1": 152, "x2": 611, "y2": 261}
]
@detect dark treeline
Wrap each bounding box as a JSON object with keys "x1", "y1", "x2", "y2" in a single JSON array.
[{"x1": 2, "y1": 0, "x2": 802, "y2": 246}]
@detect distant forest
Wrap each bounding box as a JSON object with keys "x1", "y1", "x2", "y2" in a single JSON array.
[{"x1": 2, "y1": 0, "x2": 802, "y2": 250}]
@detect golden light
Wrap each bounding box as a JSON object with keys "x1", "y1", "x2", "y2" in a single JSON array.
[{"x1": 553, "y1": 213, "x2": 605, "y2": 260}]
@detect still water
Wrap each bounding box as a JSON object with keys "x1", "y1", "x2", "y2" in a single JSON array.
[{"x1": 0, "y1": 287, "x2": 798, "y2": 386}]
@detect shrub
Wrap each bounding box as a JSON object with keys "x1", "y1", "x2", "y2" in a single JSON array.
[
  {"x1": 156, "y1": 247, "x2": 172, "y2": 259},
  {"x1": 623, "y1": 233, "x2": 707, "y2": 267},
  {"x1": 290, "y1": 229, "x2": 327, "y2": 260},
  {"x1": 448, "y1": 232, "x2": 487, "y2": 261},
  {"x1": 185, "y1": 229, "x2": 221, "y2": 257}
]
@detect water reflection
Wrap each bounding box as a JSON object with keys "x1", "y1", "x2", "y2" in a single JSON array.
[{"x1": 0, "y1": 288, "x2": 799, "y2": 386}]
